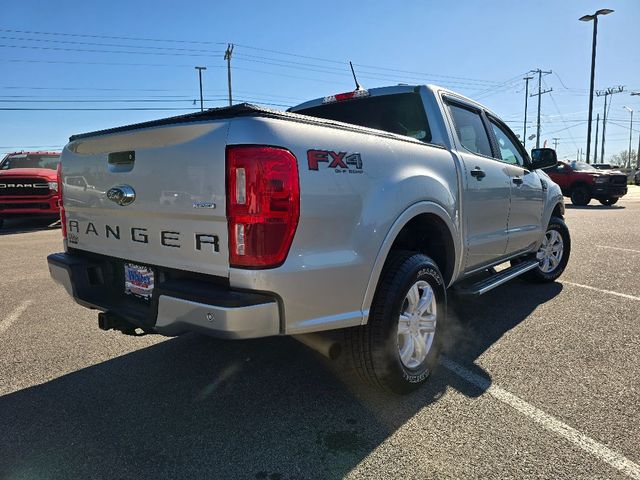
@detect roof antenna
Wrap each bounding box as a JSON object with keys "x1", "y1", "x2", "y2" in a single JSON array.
[{"x1": 350, "y1": 61, "x2": 364, "y2": 91}]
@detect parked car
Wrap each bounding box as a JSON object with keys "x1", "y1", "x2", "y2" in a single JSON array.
[
  {"x1": 0, "y1": 151, "x2": 61, "y2": 228},
  {"x1": 634, "y1": 169, "x2": 640, "y2": 186},
  {"x1": 48, "y1": 85, "x2": 570, "y2": 393},
  {"x1": 544, "y1": 160, "x2": 628, "y2": 206}
]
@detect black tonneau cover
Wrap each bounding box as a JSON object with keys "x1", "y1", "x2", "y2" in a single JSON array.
[
  {"x1": 69, "y1": 103, "x2": 272, "y2": 141},
  {"x1": 67, "y1": 102, "x2": 435, "y2": 149}
]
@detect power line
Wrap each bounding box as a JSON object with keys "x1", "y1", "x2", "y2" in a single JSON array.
[
  {"x1": 0, "y1": 43, "x2": 224, "y2": 57},
  {"x1": 0, "y1": 27, "x2": 226, "y2": 46},
  {"x1": 0, "y1": 27, "x2": 508, "y2": 87},
  {"x1": 0, "y1": 35, "x2": 221, "y2": 54},
  {"x1": 545, "y1": 81, "x2": 580, "y2": 150},
  {"x1": 0, "y1": 57, "x2": 217, "y2": 69},
  {"x1": 235, "y1": 42, "x2": 502, "y2": 85}
]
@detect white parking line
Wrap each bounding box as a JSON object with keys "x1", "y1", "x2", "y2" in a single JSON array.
[
  {"x1": 0, "y1": 300, "x2": 32, "y2": 335},
  {"x1": 441, "y1": 357, "x2": 640, "y2": 479},
  {"x1": 563, "y1": 281, "x2": 640, "y2": 302},
  {"x1": 596, "y1": 245, "x2": 640, "y2": 254}
]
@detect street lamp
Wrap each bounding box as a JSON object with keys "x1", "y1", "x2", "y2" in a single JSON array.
[
  {"x1": 194, "y1": 66, "x2": 207, "y2": 112},
  {"x1": 623, "y1": 106, "x2": 633, "y2": 168},
  {"x1": 579, "y1": 8, "x2": 614, "y2": 164}
]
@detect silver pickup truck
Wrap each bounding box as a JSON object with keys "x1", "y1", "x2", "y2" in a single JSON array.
[{"x1": 48, "y1": 84, "x2": 570, "y2": 393}]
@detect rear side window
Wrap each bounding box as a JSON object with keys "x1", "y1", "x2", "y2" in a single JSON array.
[
  {"x1": 295, "y1": 92, "x2": 431, "y2": 142},
  {"x1": 448, "y1": 103, "x2": 493, "y2": 158}
]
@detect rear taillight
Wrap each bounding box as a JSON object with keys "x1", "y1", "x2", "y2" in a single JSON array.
[
  {"x1": 57, "y1": 162, "x2": 66, "y2": 239},
  {"x1": 226, "y1": 146, "x2": 299, "y2": 268}
]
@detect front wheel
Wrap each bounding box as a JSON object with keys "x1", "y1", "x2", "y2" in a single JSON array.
[
  {"x1": 345, "y1": 251, "x2": 446, "y2": 394},
  {"x1": 599, "y1": 197, "x2": 618, "y2": 206},
  {"x1": 570, "y1": 186, "x2": 591, "y2": 206},
  {"x1": 523, "y1": 216, "x2": 571, "y2": 283}
]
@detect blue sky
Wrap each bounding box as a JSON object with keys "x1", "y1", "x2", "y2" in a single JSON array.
[{"x1": 2, "y1": 0, "x2": 639, "y2": 162}]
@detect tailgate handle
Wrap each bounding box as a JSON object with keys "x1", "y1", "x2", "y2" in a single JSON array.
[{"x1": 108, "y1": 151, "x2": 135, "y2": 172}]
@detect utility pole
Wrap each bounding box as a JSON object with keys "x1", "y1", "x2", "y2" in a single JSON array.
[
  {"x1": 194, "y1": 66, "x2": 207, "y2": 112},
  {"x1": 623, "y1": 106, "x2": 633, "y2": 168},
  {"x1": 633, "y1": 92, "x2": 640, "y2": 168},
  {"x1": 523, "y1": 76, "x2": 533, "y2": 148},
  {"x1": 552, "y1": 138, "x2": 559, "y2": 150},
  {"x1": 596, "y1": 86, "x2": 624, "y2": 162},
  {"x1": 530, "y1": 69, "x2": 552, "y2": 149},
  {"x1": 224, "y1": 43, "x2": 234, "y2": 107},
  {"x1": 594, "y1": 114, "x2": 600, "y2": 163}
]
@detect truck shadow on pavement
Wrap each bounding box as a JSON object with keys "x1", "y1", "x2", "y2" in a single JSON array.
[
  {"x1": 0, "y1": 281, "x2": 562, "y2": 479},
  {"x1": 0, "y1": 218, "x2": 60, "y2": 235},
  {"x1": 565, "y1": 204, "x2": 625, "y2": 210}
]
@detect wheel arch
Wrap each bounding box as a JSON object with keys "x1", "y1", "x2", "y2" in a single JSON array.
[
  {"x1": 361, "y1": 202, "x2": 460, "y2": 323},
  {"x1": 551, "y1": 201, "x2": 564, "y2": 219},
  {"x1": 570, "y1": 181, "x2": 592, "y2": 194}
]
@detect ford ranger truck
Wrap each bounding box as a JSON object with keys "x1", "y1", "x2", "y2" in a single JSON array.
[
  {"x1": 0, "y1": 151, "x2": 61, "y2": 228},
  {"x1": 544, "y1": 160, "x2": 628, "y2": 206},
  {"x1": 47, "y1": 85, "x2": 570, "y2": 394}
]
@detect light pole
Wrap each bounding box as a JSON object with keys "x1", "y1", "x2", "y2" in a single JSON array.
[
  {"x1": 195, "y1": 66, "x2": 207, "y2": 112},
  {"x1": 579, "y1": 8, "x2": 613, "y2": 163},
  {"x1": 624, "y1": 106, "x2": 633, "y2": 168}
]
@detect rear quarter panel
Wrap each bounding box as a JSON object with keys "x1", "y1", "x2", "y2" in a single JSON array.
[{"x1": 226, "y1": 115, "x2": 461, "y2": 334}]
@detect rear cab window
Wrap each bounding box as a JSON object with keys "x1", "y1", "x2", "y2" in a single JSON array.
[{"x1": 294, "y1": 92, "x2": 431, "y2": 142}]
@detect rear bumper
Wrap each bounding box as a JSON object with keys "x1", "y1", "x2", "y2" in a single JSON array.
[
  {"x1": 47, "y1": 252, "x2": 281, "y2": 339},
  {"x1": 0, "y1": 195, "x2": 59, "y2": 216}
]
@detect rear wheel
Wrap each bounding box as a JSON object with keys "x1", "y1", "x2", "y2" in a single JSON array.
[
  {"x1": 570, "y1": 186, "x2": 591, "y2": 206},
  {"x1": 599, "y1": 197, "x2": 618, "y2": 206},
  {"x1": 345, "y1": 251, "x2": 446, "y2": 394},
  {"x1": 0, "y1": 219, "x2": 3, "y2": 229},
  {"x1": 523, "y1": 216, "x2": 571, "y2": 283}
]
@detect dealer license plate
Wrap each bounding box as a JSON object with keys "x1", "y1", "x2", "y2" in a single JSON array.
[{"x1": 124, "y1": 263, "x2": 155, "y2": 301}]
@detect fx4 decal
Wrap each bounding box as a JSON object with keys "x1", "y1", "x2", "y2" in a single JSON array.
[{"x1": 307, "y1": 149, "x2": 363, "y2": 174}]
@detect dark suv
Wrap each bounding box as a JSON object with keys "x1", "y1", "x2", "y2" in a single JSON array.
[{"x1": 544, "y1": 161, "x2": 628, "y2": 206}]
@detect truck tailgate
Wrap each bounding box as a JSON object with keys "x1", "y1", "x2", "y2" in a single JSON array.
[{"x1": 61, "y1": 120, "x2": 230, "y2": 278}]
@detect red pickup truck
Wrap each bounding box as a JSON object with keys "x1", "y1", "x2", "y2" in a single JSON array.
[
  {"x1": 0, "y1": 151, "x2": 61, "y2": 228},
  {"x1": 544, "y1": 160, "x2": 628, "y2": 206}
]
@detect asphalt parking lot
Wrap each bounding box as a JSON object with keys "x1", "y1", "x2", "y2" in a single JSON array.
[{"x1": 1, "y1": 187, "x2": 639, "y2": 480}]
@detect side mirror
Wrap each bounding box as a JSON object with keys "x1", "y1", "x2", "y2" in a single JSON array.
[{"x1": 530, "y1": 148, "x2": 557, "y2": 170}]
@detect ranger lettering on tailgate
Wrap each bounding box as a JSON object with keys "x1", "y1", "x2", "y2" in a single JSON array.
[{"x1": 67, "y1": 220, "x2": 220, "y2": 253}]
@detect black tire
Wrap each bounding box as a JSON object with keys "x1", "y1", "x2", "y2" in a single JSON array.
[
  {"x1": 598, "y1": 197, "x2": 618, "y2": 206},
  {"x1": 0, "y1": 219, "x2": 3, "y2": 229},
  {"x1": 523, "y1": 216, "x2": 571, "y2": 283},
  {"x1": 570, "y1": 186, "x2": 591, "y2": 206},
  {"x1": 345, "y1": 251, "x2": 446, "y2": 394}
]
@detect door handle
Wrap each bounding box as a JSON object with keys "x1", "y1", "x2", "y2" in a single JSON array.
[
  {"x1": 470, "y1": 167, "x2": 486, "y2": 180},
  {"x1": 512, "y1": 176, "x2": 523, "y2": 185}
]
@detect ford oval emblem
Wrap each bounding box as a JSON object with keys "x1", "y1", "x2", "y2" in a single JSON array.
[{"x1": 106, "y1": 185, "x2": 136, "y2": 206}]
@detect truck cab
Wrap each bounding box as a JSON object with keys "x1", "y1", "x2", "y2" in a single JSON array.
[
  {"x1": 0, "y1": 151, "x2": 61, "y2": 228},
  {"x1": 544, "y1": 160, "x2": 627, "y2": 206}
]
